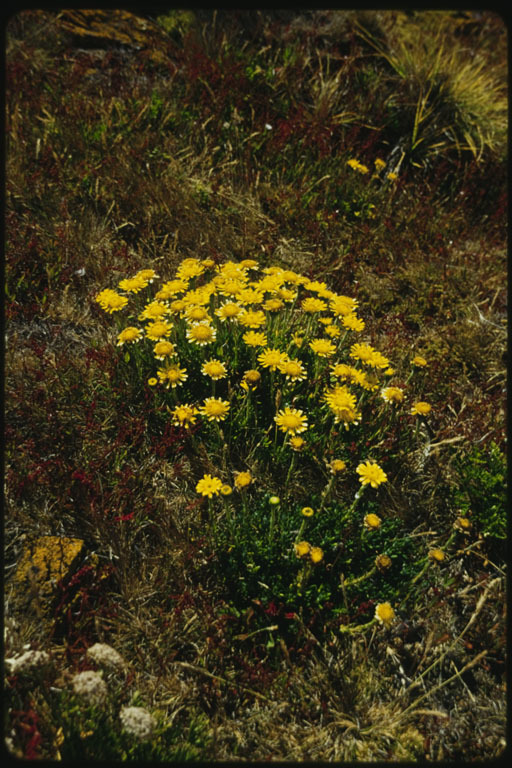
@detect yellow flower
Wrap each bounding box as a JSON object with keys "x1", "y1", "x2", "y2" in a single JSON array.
[
  {"x1": 138, "y1": 301, "x2": 170, "y2": 321},
  {"x1": 349, "y1": 342, "x2": 376, "y2": 364},
  {"x1": 289, "y1": 436, "x2": 306, "y2": 451},
  {"x1": 119, "y1": 275, "x2": 148, "y2": 293},
  {"x1": 368, "y1": 350, "x2": 390, "y2": 369},
  {"x1": 375, "y1": 554, "x2": 392, "y2": 572},
  {"x1": 294, "y1": 541, "x2": 310, "y2": 558},
  {"x1": 200, "y1": 397, "x2": 230, "y2": 422},
  {"x1": 347, "y1": 158, "x2": 369, "y2": 174},
  {"x1": 196, "y1": 473, "x2": 223, "y2": 497},
  {"x1": 157, "y1": 364, "x2": 188, "y2": 389},
  {"x1": 375, "y1": 602, "x2": 395, "y2": 626},
  {"x1": 220, "y1": 484, "x2": 233, "y2": 496},
  {"x1": 342, "y1": 313, "x2": 365, "y2": 332},
  {"x1": 95, "y1": 289, "x2": 129, "y2": 313},
  {"x1": 381, "y1": 386, "x2": 404, "y2": 404},
  {"x1": 329, "y1": 294, "x2": 358, "y2": 317},
  {"x1": 310, "y1": 546, "x2": 324, "y2": 564},
  {"x1": 258, "y1": 348, "x2": 289, "y2": 371},
  {"x1": 323, "y1": 386, "x2": 359, "y2": 426},
  {"x1": 243, "y1": 330, "x2": 268, "y2": 347},
  {"x1": 309, "y1": 338, "x2": 336, "y2": 358},
  {"x1": 186, "y1": 322, "x2": 216, "y2": 346},
  {"x1": 374, "y1": 157, "x2": 386, "y2": 171},
  {"x1": 278, "y1": 358, "x2": 307, "y2": 382},
  {"x1": 291, "y1": 333, "x2": 304, "y2": 347},
  {"x1": 168, "y1": 298, "x2": 187, "y2": 314},
  {"x1": 364, "y1": 513, "x2": 382, "y2": 530},
  {"x1": 153, "y1": 340, "x2": 176, "y2": 360},
  {"x1": 146, "y1": 319, "x2": 173, "y2": 341},
  {"x1": 329, "y1": 458, "x2": 346, "y2": 474},
  {"x1": 412, "y1": 355, "x2": 428, "y2": 367},
  {"x1": 274, "y1": 406, "x2": 308, "y2": 435},
  {"x1": 263, "y1": 297, "x2": 284, "y2": 312},
  {"x1": 301, "y1": 296, "x2": 328, "y2": 313},
  {"x1": 116, "y1": 327, "x2": 142, "y2": 346},
  {"x1": 171, "y1": 403, "x2": 198, "y2": 429},
  {"x1": 234, "y1": 471, "x2": 252, "y2": 490},
  {"x1": 215, "y1": 302, "x2": 242, "y2": 321},
  {"x1": 455, "y1": 516, "x2": 471, "y2": 532},
  {"x1": 387, "y1": 172, "x2": 398, "y2": 181},
  {"x1": 176, "y1": 258, "x2": 204, "y2": 280},
  {"x1": 269, "y1": 495, "x2": 280, "y2": 505},
  {"x1": 148, "y1": 377, "x2": 158, "y2": 387},
  {"x1": 156, "y1": 278, "x2": 189, "y2": 299},
  {"x1": 135, "y1": 268, "x2": 158, "y2": 283},
  {"x1": 411, "y1": 401, "x2": 431, "y2": 416},
  {"x1": 201, "y1": 359, "x2": 228, "y2": 380},
  {"x1": 356, "y1": 460, "x2": 388, "y2": 488},
  {"x1": 238, "y1": 309, "x2": 266, "y2": 328},
  {"x1": 185, "y1": 304, "x2": 211, "y2": 323},
  {"x1": 301, "y1": 507, "x2": 314, "y2": 517},
  {"x1": 428, "y1": 548, "x2": 445, "y2": 562}
]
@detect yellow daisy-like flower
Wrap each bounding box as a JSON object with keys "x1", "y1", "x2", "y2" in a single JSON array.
[
  {"x1": 374, "y1": 157, "x2": 386, "y2": 171},
  {"x1": 347, "y1": 158, "x2": 369, "y2": 174},
  {"x1": 263, "y1": 297, "x2": 285, "y2": 312},
  {"x1": 411, "y1": 401, "x2": 431, "y2": 416},
  {"x1": 302, "y1": 296, "x2": 328, "y2": 313},
  {"x1": 168, "y1": 298, "x2": 187, "y2": 315},
  {"x1": 116, "y1": 327, "x2": 142, "y2": 346},
  {"x1": 196, "y1": 473, "x2": 223, "y2": 498},
  {"x1": 176, "y1": 258, "x2": 204, "y2": 280},
  {"x1": 95, "y1": 289, "x2": 129, "y2": 313},
  {"x1": 201, "y1": 359, "x2": 228, "y2": 380},
  {"x1": 241, "y1": 369, "x2": 261, "y2": 391},
  {"x1": 243, "y1": 330, "x2": 268, "y2": 347},
  {"x1": 215, "y1": 302, "x2": 242, "y2": 322},
  {"x1": 301, "y1": 506, "x2": 314, "y2": 517},
  {"x1": 349, "y1": 342, "x2": 376, "y2": 364},
  {"x1": 146, "y1": 319, "x2": 173, "y2": 341},
  {"x1": 278, "y1": 358, "x2": 307, "y2": 382},
  {"x1": 324, "y1": 324, "x2": 341, "y2": 338},
  {"x1": 375, "y1": 553, "x2": 392, "y2": 572},
  {"x1": 329, "y1": 458, "x2": 346, "y2": 474},
  {"x1": 305, "y1": 280, "x2": 333, "y2": 298},
  {"x1": 156, "y1": 279, "x2": 189, "y2": 300},
  {"x1": 342, "y1": 313, "x2": 365, "y2": 332},
  {"x1": 119, "y1": 275, "x2": 148, "y2": 293},
  {"x1": 135, "y1": 268, "x2": 158, "y2": 283},
  {"x1": 454, "y1": 516, "x2": 471, "y2": 532},
  {"x1": 201, "y1": 258, "x2": 216, "y2": 269},
  {"x1": 185, "y1": 304, "x2": 211, "y2": 323},
  {"x1": 310, "y1": 546, "x2": 324, "y2": 564},
  {"x1": 384, "y1": 367, "x2": 395, "y2": 376},
  {"x1": 381, "y1": 386, "x2": 404, "y2": 404},
  {"x1": 329, "y1": 294, "x2": 358, "y2": 317},
  {"x1": 428, "y1": 548, "x2": 445, "y2": 562},
  {"x1": 275, "y1": 287, "x2": 297, "y2": 302},
  {"x1": 274, "y1": 406, "x2": 308, "y2": 435},
  {"x1": 238, "y1": 309, "x2": 266, "y2": 328},
  {"x1": 220, "y1": 484, "x2": 233, "y2": 496},
  {"x1": 200, "y1": 397, "x2": 230, "y2": 422},
  {"x1": 291, "y1": 333, "x2": 304, "y2": 347},
  {"x1": 323, "y1": 385, "x2": 357, "y2": 418},
  {"x1": 368, "y1": 350, "x2": 390, "y2": 369},
  {"x1": 186, "y1": 322, "x2": 216, "y2": 346},
  {"x1": 309, "y1": 338, "x2": 336, "y2": 358},
  {"x1": 364, "y1": 513, "x2": 382, "y2": 530},
  {"x1": 412, "y1": 355, "x2": 428, "y2": 367},
  {"x1": 234, "y1": 471, "x2": 252, "y2": 490},
  {"x1": 138, "y1": 301, "x2": 170, "y2": 321},
  {"x1": 171, "y1": 403, "x2": 198, "y2": 429},
  {"x1": 294, "y1": 541, "x2": 311, "y2": 558},
  {"x1": 157, "y1": 364, "x2": 188, "y2": 389},
  {"x1": 148, "y1": 377, "x2": 158, "y2": 387},
  {"x1": 153, "y1": 340, "x2": 176, "y2": 360},
  {"x1": 375, "y1": 602, "x2": 395, "y2": 627},
  {"x1": 258, "y1": 348, "x2": 289, "y2": 371},
  {"x1": 289, "y1": 436, "x2": 306, "y2": 451},
  {"x1": 356, "y1": 460, "x2": 388, "y2": 488},
  {"x1": 237, "y1": 287, "x2": 265, "y2": 305},
  {"x1": 387, "y1": 172, "x2": 398, "y2": 181}
]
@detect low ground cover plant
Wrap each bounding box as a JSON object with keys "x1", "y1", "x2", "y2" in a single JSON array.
[{"x1": 5, "y1": 8, "x2": 506, "y2": 762}]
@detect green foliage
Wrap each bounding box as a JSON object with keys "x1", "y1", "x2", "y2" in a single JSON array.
[{"x1": 452, "y1": 442, "x2": 506, "y2": 540}]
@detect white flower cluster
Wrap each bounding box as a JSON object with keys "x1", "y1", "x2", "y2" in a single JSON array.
[
  {"x1": 120, "y1": 706, "x2": 157, "y2": 741},
  {"x1": 86, "y1": 643, "x2": 125, "y2": 670},
  {"x1": 72, "y1": 670, "x2": 108, "y2": 706},
  {"x1": 5, "y1": 649, "x2": 50, "y2": 675}
]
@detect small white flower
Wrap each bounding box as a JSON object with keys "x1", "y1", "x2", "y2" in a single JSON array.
[
  {"x1": 265, "y1": 123, "x2": 272, "y2": 131},
  {"x1": 120, "y1": 706, "x2": 157, "y2": 740},
  {"x1": 5, "y1": 650, "x2": 51, "y2": 675},
  {"x1": 86, "y1": 643, "x2": 125, "y2": 670},
  {"x1": 72, "y1": 670, "x2": 108, "y2": 706}
]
